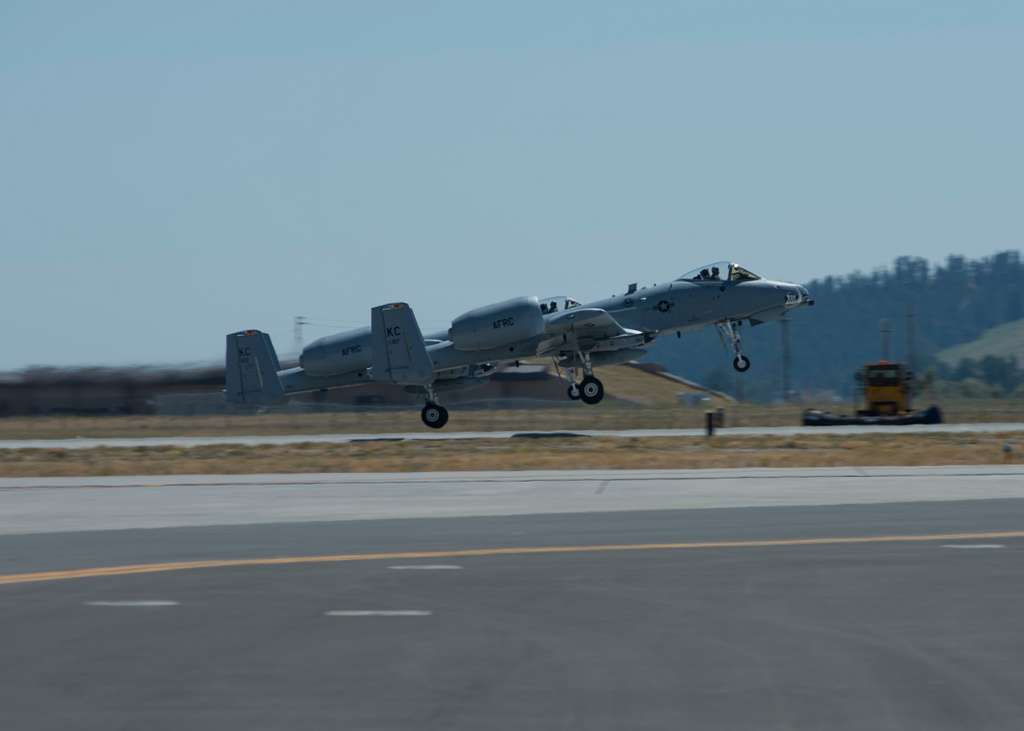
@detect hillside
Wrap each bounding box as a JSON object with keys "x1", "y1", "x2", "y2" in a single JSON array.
[
  {"x1": 647, "y1": 250, "x2": 1024, "y2": 401},
  {"x1": 936, "y1": 319, "x2": 1024, "y2": 366}
]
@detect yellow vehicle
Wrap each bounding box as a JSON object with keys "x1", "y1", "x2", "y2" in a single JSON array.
[
  {"x1": 803, "y1": 360, "x2": 942, "y2": 426},
  {"x1": 856, "y1": 361, "x2": 912, "y2": 416}
]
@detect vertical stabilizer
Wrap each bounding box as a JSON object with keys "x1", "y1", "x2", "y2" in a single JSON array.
[
  {"x1": 225, "y1": 330, "x2": 285, "y2": 404},
  {"x1": 370, "y1": 303, "x2": 434, "y2": 385}
]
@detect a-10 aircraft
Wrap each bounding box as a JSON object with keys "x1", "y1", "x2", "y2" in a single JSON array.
[{"x1": 226, "y1": 261, "x2": 814, "y2": 428}]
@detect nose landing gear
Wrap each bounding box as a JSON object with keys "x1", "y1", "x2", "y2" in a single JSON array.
[{"x1": 718, "y1": 320, "x2": 752, "y2": 373}]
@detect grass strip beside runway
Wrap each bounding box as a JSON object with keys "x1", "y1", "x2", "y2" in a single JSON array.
[
  {"x1": 1, "y1": 432, "x2": 1021, "y2": 476},
  {"x1": 1, "y1": 398, "x2": 1023, "y2": 441}
]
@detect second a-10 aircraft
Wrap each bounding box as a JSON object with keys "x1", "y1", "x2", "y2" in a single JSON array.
[{"x1": 226, "y1": 261, "x2": 814, "y2": 428}]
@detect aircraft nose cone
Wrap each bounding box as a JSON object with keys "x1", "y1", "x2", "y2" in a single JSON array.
[{"x1": 781, "y1": 283, "x2": 814, "y2": 308}]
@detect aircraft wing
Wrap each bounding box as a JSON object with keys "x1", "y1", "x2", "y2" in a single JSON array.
[
  {"x1": 540, "y1": 307, "x2": 650, "y2": 358},
  {"x1": 544, "y1": 308, "x2": 633, "y2": 340}
]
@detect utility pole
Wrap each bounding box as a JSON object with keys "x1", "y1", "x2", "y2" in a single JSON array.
[
  {"x1": 294, "y1": 316, "x2": 308, "y2": 354},
  {"x1": 880, "y1": 318, "x2": 891, "y2": 360},
  {"x1": 905, "y1": 303, "x2": 916, "y2": 372},
  {"x1": 780, "y1": 317, "x2": 792, "y2": 402}
]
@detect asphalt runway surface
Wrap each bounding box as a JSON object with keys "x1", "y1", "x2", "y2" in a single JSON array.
[
  {"x1": 1, "y1": 420, "x2": 1023, "y2": 449},
  {"x1": 2, "y1": 467, "x2": 1024, "y2": 730}
]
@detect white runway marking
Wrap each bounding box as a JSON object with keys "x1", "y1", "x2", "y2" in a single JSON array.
[
  {"x1": 86, "y1": 600, "x2": 180, "y2": 607},
  {"x1": 941, "y1": 544, "x2": 1006, "y2": 549},
  {"x1": 387, "y1": 564, "x2": 463, "y2": 570},
  {"x1": 325, "y1": 610, "x2": 432, "y2": 617}
]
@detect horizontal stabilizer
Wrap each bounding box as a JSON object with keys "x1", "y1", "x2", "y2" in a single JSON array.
[
  {"x1": 370, "y1": 303, "x2": 434, "y2": 386},
  {"x1": 225, "y1": 330, "x2": 285, "y2": 404}
]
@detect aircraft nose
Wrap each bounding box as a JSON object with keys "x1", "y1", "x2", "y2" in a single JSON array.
[{"x1": 781, "y1": 283, "x2": 814, "y2": 308}]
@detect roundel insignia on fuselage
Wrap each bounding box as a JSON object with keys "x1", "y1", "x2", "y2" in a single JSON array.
[{"x1": 656, "y1": 300, "x2": 674, "y2": 313}]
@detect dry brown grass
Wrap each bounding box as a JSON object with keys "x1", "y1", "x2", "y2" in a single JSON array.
[
  {"x1": 1, "y1": 432, "x2": 1020, "y2": 477},
  {"x1": 1, "y1": 398, "x2": 1020, "y2": 441},
  {"x1": 0, "y1": 405, "x2": 783, "y2": 440}
]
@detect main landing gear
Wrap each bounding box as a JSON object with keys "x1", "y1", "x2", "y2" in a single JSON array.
[
  {"x1": 420, "y1": 402, "x2": 448, "y2": 429},
  {"x1": 718, "y1": 320, "x2": 751, "y2": 372},
  {"x1": 560, "y1": 355, "x2": 605, "y2": 405},
  {"x1": 579, "y1": 375, "x2": 604, "y2": 405},
  {"x1": 420, "y1": 386, "x2": 449, "y2": 429}
]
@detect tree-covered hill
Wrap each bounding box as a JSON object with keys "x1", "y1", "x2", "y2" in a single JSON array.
[
  {"x1": 936, "y1": 319, "x2": 1024, "y2": 366},
  {"x1": 647, "y1": 250, "x2": 1023, "y2": 401}
]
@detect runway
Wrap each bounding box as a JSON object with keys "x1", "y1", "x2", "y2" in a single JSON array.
[
  {"x1": 3, "y1": 465, "x2": 1024, "y2": 535},
  {"x1": 1, "y1": 420, "x2": 1023, "y2": 450},
  {"x1": 2, "y1": 467, "x2": 1024, "y2": 729}
]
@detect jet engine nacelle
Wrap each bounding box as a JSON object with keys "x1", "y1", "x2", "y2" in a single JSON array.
[
  {"x1": 300, "y1": 327, "x2": 373, "y2": 376},
  {"x1": 448, "y1": 296, "x2": 544, "y2": 351}
]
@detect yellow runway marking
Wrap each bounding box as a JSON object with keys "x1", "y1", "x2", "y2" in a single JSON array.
[{"x1": 1, "y1": 530, "x2": 1021, "y2": 587}]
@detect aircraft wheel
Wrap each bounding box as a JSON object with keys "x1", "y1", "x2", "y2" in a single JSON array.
[
  {"x1": 567, "y1": 384, "x2": 581, "y2": 400},
  {"x1": 421, "y1": 403, "x2": 449, "y2": 429},
  {"x1": 733, "y1": 355, "x2": 751, "y2": 372},
  {"x1": 579, "y1": 376, "x2": 604, "y2": 405}
]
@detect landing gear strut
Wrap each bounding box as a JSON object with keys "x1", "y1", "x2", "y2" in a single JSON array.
[
  {"x1": 556, "y1": 356, "x2": 604, "y2": 405},
  {"x1": 420, "y1": 386, "x2": 449, "y2": 429},
  {"x1": 718, "y1": 320, "x2": 751, "y2": 372},
  {"x1": 562, "y1": 363, "x2": 582, "y2": 401}
]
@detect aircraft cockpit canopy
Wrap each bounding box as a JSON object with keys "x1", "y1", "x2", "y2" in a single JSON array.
[
  {"x1": 676, "y1": 262, "x2": 761, "y2": 284},
  {"x1": 539, "y1": 296, "x2": 582, "y2": 315}
]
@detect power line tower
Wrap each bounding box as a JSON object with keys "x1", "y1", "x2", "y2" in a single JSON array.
[{"x1": 293, "y1": 316, "x2": 308, "y2": 354}]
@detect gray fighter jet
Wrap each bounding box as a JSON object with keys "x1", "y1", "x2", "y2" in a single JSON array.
[{"x1": 226, "y1": 261, "x2": 813, "y2": 428}]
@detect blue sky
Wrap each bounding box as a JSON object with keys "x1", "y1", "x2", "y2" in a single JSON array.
[{"x1": 1, "y1": 1, "x2": 1021, "y2": 368}]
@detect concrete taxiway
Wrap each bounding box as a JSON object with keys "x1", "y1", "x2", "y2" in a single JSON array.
[
  {"x1": 1, "y1": 420, "x2": 1022, "y2": 450},
  {"x1": 2, "y1": 466, "x2": 1023, "y2": 730}
]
